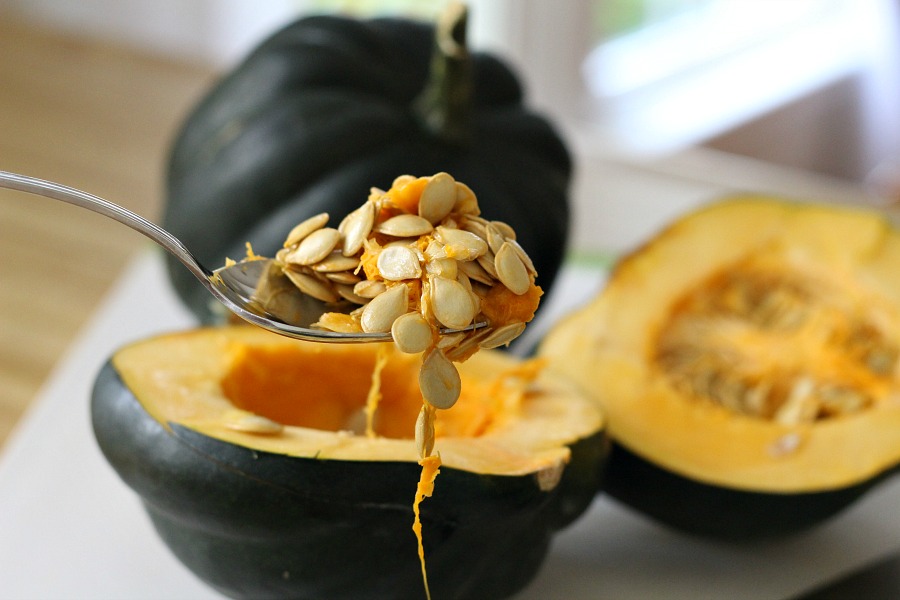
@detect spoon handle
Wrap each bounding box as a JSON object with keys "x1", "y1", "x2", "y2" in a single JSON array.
[
  {"x1": 0, "y1": 170, "x2": 212, "y2": 281},
  {"x1": 0, "y1": 170, "x2": 482, "y2": 343}
]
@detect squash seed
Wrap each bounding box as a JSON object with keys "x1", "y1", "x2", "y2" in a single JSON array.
[
  {"x1": 453, "y1": 182, "x2": 480, "y2": 216},
  {"x1": 468, "y1": 288, "x2": 482, "y2": 316},
  {"x1": 419, "y1": 280, "x2": 437, "y2": 326},
  {"x1": 415, "y1": 403, "x2": 436, "y2": 459},
  {"x1": 443, "y1": 328, "x2": 492, "y2": 362},
  {"x1": 775, "y1": 377, "x2": 819, "y2": 425},
  {"x1": 461, "y1": 218, "x2": 488, "y2": 242},
  {"x1": 430, "y1": 276, "x2": 477, "y2": 330},
  {"x1": 313, "y1": 312, "x2": 363, "y2": 333},
  {"x1": 508, "y1": 238, "x2": 537, "y2": 275},
  {"x1": 339, "y1": 200, "x2": 375, "y2": 256},
  {"x1": 434, "y1": 226, "x2": 488, "y2": 260},
  {"x1": 335, "y1": 284, "x2": 369, "y2": 305},
  {"x1": 285, "y1": 227, "x2": 341, "y2": 266},
  {"x1": 534, "y1": 462, "x2": 564, "y2": 492},
  {"x1": 768, "y1": 433, "x2": 802, "y2": 457},
  {"x1": 494, "y1": 241, "x2": 531, "y2": 295},
  {"x1": 325, "y1": 271, "x2": 362, "y2": 285},
  {"x1": 419, "y1": 172, "x2": 457, "y2": 224},
  {"x1": 252, "y1": 265, "x2": 314, "y2": 324},
  {"x1": 485, "y1": 223, "x2": 507, "y2": 255},
  {"x1": 312, "y1": 252, "x2": 360, "y2": 273},
  {"x1": 354, "y1": 279, "x2": 387, "y2": 299},
  {"x1": 283, "y1": 212, "x2": 329, "y2": 247},
  {"x1": 819, "y1": 385, "x2": 868, "y2": 415},
  {"x1": 375, "y1": 214, "x2": 434, "y2": 238},
  {"x1": 456, "y1": 271, "x2": 473, "y2": 292},
  {"x1": 223, "y1": 410, "x2": 284, "y2": 435},
  {"x1": 436, "y1": 331, "x2": 467, "y2": 349},
  {"x1": 422, "y1": 239, "x2": 447, "y2": 262},
  {"x1": 419, "y1": 348, "x2": 461, "y2": 410},
  {"x1": 490, "y1": 220, "x2": 517, "y2": 241},
  {"x1": 283, "y1": 268, "x2": 340, "y2": 304},
  {"x1": 457, "y1": 258, "x2": 494, "y2": 286},
  {"x1": 469, "y1": 280, "x2": 492, "y2": 299},
  {"x1": 377, "y1": 245, "x2": 422, "y2": 281},
  {"x1": 476, "y1": 250, "x2": 499, "y2": 279},
  {"x1": 360, "y1": 283, "x2": 409, "y2": 333},
  {"x1": 479, "y1": 322, "x2": 526, "y2": 349},
  {"x1": 425, "y1": 257, "x2": 458, "y2": 279},
  {"x1": 392, "y1": 312, "x2": 434, "y2": 354},
  {"x1": 383, "y1": 238, "x2": 422, "y2": 251}
]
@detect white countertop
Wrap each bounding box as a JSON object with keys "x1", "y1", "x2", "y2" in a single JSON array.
[{"x1": 0, "y1": 249, "x2": 898, "y2": 600}]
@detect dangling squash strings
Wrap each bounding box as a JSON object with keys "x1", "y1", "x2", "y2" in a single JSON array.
[
  {"x1": 412, "y1": 454, "x2": 441, "y2": 600},
  {"x1": 364, "y1": 345, "x2": 390, "y2": 437}
]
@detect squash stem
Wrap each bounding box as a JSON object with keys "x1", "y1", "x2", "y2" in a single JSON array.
[{"x1": 412, "y1": 1, "x2": 473, "y2": 147}]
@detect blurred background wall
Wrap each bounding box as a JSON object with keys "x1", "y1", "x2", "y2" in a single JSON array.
[{"x1": 2, "y1": 0, "x2": 898, "y2": 190}]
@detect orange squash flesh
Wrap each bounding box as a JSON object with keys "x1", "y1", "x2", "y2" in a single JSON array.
[
  {"x1": 541, "y1": 196, "x2": 900, "y2": 493},
  {"x1": 112, "y1": 326, "x2": 601, "y2": 475},
  {"x1": 220, "y1": 340, "x2": 499, "y2": 441}
]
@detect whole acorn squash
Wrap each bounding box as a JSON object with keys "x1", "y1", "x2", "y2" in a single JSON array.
[
  {"x1": 163, "y1": 5, "x2": 571, "y2": 322},
  {"x1": 541, "y1": 197, "x2": 900, "y2": 540},
  {"x1": 91, "y1": 326, "x2": 607, "y2": 599}
]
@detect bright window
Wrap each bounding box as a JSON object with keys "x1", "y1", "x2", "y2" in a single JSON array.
[
  {"x1": 572, "y1": 0, "x2": 883, "y2": 154},
  {"x1": 585, "y1": 0, "x2": 846, "y2": 97}
]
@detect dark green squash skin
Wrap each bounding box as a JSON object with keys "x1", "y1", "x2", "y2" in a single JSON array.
[
  {"x1": 91, "y1": 361, "x2": 607, "y2": 600},
  {"x1": 604, "y1": 442, "x2": 890, "y2": 541},
  {"x1": 163, "y1": 14, "x2": 571, "y2": 324}
]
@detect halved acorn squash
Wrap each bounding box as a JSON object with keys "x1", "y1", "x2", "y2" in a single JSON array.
[
  {"x1": 91, "y1": 326, "x2": 607, "y2": 599},
  {"x1": 540, "y1": 196, "x2": 900, "y2": 539}
]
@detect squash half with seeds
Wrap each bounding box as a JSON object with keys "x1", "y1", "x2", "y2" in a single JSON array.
[
  {"x1": 541, "y1": 196, "x2": 900, "y2": 539},
  {"x1": 91, "y1": 326, "x2": 607, "y2": 599}
]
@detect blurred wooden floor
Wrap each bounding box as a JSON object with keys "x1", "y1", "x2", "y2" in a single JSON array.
[{"x1": 0, "y1": 18, "x2": 215, "y2": 447}]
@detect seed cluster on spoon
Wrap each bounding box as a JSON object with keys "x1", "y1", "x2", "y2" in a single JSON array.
[{"x1": 251, "y1": 172, "x2": 542, "y2": 458}]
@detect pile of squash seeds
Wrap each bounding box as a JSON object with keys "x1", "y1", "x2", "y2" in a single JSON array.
[{"x1": 251, "y1": 172, "x2": 540, "y2": 458}]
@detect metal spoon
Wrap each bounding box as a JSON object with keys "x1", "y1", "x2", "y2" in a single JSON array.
[{"x1": 0, "y1": 170, "x2": 483, "y2": 343}]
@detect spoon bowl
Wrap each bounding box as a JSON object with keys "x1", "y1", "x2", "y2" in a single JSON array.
[
  {"x1": 211, "y1": 257, "x2": 413, "y2": 342},
  {"x1": 0, "y1": 170, "x2": 483, "y2": 343}
]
